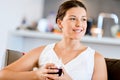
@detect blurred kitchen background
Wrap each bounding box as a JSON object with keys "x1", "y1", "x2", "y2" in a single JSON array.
[{"x1": 0, "y1": 0, "x2": 120, "y2": 69}]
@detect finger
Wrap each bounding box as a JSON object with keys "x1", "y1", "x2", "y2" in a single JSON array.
[
  {"x1": 37, "y1": 66, "x2": 48, "y2": 74},
  {"x1": 36, "y1": 71, "x2": 48, "y2": 80},
  {"x1": 45, "y1": 63, "x2": 56, "y2": 69},
  {"x1": 45, "y1": 74, "x2": 60, "y2": 80},
  {"x1": 47, "y1": 68, "x2": 59, "y2": 74}
]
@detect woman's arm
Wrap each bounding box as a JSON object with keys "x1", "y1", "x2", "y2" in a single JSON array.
[
  {"x1": 0, "y1": 70, "x2": 38, "y2": 80},
  {"x1": 92, "y1": 52, "x2": 108, "y2": 80},
  {"x1": 0, "y1": 46, "x2": 45, "y2": 80}
]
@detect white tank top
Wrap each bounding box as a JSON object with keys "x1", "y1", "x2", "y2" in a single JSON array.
[{"x1": 38, "y1": 43, "x2": 95, "y2": 80}]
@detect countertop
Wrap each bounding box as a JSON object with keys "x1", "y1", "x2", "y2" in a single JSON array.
[{"x1": 9, "y1": 30, "x2": 120, "y2": 45}]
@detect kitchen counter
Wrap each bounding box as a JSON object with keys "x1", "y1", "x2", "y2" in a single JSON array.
[
  {"x1": 7, "y1": 30, "x2": 120, "y2": 59},
  {"x1": 9, "y1": 30, "x2": 120, "y2": 45}
]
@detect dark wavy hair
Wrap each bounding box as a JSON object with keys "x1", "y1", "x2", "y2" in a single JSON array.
[{"x1": 56, "y1": 0, "x2": 87, "y2": 23}]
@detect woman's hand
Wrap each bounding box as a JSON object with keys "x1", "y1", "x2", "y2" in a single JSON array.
[
  {"x1": 45, "y1": 67, "x2": 72, "y2": 80},
  {"x1": 35, "y1": 63, "x2": 59, "y2": 80}
]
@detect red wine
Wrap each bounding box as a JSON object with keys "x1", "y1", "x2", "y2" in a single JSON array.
[{"x1": 48, "y1": 68, "x2": 62, "y2": 76}]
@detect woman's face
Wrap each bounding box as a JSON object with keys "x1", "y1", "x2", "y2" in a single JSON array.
[{"x1": 58, "y1": 7, "x2": 87, "y2": 40}]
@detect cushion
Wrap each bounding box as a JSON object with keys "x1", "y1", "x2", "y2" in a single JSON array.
[
  {"x1": 5, "y1": 49, "x2": 24, "y2": 66},
  {"x1": 105, "y1": 58, "x2": 120, "y2": 80}
]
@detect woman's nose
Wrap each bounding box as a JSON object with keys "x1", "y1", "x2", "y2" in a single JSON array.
[{"x1": 75, "y1": 20, "x2": 81, "y2": 27}]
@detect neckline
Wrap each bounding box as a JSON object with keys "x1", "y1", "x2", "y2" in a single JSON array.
[{"x1": 51, "y1": 43, "x2": 89, "y2": 66}]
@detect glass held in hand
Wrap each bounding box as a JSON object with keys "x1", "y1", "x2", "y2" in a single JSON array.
[
  {"x1": 48, "y1": 68, "x2": 62, "y2": 76},
  {"x1": 48, "y1": 58, "x2": 63, "y2": 76}
]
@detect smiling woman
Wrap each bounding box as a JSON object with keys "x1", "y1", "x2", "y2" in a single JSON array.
[
  {"x1": 0, "y1": 0, "x2": 107, "y2": 80},
  {"x1": 57, "y1": 7, "x2": 87, "y2": 40}
]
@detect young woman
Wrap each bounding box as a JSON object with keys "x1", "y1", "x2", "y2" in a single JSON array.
[{"x1": 0, "y1": 0, "x2": 107, "y2": 80}]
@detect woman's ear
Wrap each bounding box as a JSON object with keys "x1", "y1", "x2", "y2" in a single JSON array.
[{"x1": 57, "y1": 19, "x2": 63, "y2": 29}]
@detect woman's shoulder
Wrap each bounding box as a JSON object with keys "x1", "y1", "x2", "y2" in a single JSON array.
[
  {"x1": 86, "y1": 47, "x2": 104, "y2": 60},
  {"x1": 28, "y1": 43, "x2": 56, "y2": 55},
  {"x1": 28, "y1": 45, "x2": 46, "y2": 54},
  {"x1": 28, "y1": 43, "x2": 55, "y2": 54},
  {"x1": 94, "y1": 51, "x2": 106, "y2": 66},
  {"x1": 92, "y1": 52, "x2": 107, "y2": 79},
  {"x1": 94, "y1": 51, "x2": 105, "y2": 60}
]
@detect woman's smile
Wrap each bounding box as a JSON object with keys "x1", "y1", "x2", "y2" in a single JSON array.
[{"x1": 73, "y1": 28, "x2": 84, "y2": 33}]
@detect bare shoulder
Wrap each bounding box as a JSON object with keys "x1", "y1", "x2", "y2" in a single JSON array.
[
  {"x1": 18, "y1": 45, "x2": 46, "y2": 62},
  {"x1": 92, "y1": 51, "x2": 107, "y2": 80},
  {"x1": 94, "y1": 51, "x2": 106, "y2": 66},
  {"x1": 94, "y1": 51, "x2": 105, "y2": 62},
  {"x1": 20, "y1": 45, "x2": 46, "y2": 64},
  {"x1": 27, "y1": 45, "x2": 46, "y2": 55}
]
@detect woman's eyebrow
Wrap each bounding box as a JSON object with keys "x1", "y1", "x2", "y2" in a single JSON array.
[
  {"x1": 68, "y1": 15, "x2": 87, "y2": 19},
  {"x1": 69, "y1": 15, "x2": 76, "y2": 17},
  {"x1": 82, "y1": 16, "x2": 87, "y2": 19},
  {"x1": 69, "y1": 15, "x2": 87, "y2": 18},
  {"x1": 82, "y1": 15, "x2": 87, "y2": 17}
]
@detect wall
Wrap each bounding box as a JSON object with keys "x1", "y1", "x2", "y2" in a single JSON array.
[
  {"x1": 43, "y1": 0, "x2": 64, "y2": 18},
  {"x1": 0, "y1": 0, "x2": 44, "y2": 69}
]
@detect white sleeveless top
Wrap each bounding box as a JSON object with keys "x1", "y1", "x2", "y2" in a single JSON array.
[{"x1": 38, "y1": 43, "x2": 95, "y2": 80}]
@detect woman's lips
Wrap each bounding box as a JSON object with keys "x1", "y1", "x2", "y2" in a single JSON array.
[{"x1": 73, "y1": 28, "x2": 83, "y2": 33}]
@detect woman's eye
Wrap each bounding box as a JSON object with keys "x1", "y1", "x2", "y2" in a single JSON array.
[
  {"x1": 70, "y1": 18, "x2": 76, "y2": 21},
  {"x1": 82, "y1": 18, "x2": 87, "y2": 22}
]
